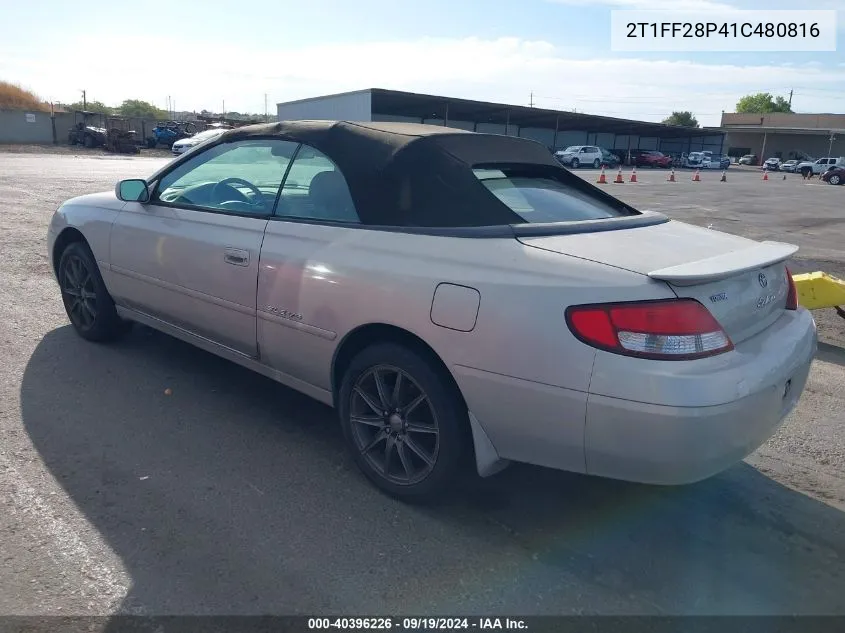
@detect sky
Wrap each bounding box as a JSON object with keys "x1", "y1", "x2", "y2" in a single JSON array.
[{"x1": 0, "y1": 0, "x2": 842, "y2": 127}]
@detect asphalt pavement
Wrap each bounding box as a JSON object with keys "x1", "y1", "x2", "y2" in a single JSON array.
[{"x1": 1, "y1": 152, "x2": 843, "y2": 618}]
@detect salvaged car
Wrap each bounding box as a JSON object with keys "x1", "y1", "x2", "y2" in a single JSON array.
[
  {"x1": 67, "y1": 110, "x2": 107, "y2": 148},
  {"x1": 47, "y1": 121, "x2": 817, "y2": 499}
]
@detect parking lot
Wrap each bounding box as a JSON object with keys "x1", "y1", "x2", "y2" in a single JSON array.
[{"x1": 1, "y1": 151, "x2": 844, "y2": 617}]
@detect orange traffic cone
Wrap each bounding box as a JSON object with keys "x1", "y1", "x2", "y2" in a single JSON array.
[
  {"x1": 629, "y1": 167, "x2": 638, "y2": 183},
  {"x1": 692, "y1": 169, "x2": 701, "y2": 182},
  {"x1": 763, "y1": 170, "x2": 769, "y2": 181},
  {"x1": 720, "y1": 171, "x2": 726, "y2": 182},
  {"x1": 597, "y1": 167, "x2": 607, "y2": 184},
  {"x1": 668, "y1": 169, "x2": 676, "y2": 182},
  {"x1": 613, "y1": 167, "x2": 624, "y2": 184}
]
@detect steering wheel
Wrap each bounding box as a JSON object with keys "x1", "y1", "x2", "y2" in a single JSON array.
[{"x1": 211, "y1": 177, "x2": 265, "y2": 210}]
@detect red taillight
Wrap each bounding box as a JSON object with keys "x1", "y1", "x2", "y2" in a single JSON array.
[
  {"x1": 785, "y1": 266, "x2": 798, "y2": 310},
  {"x1": 566, "y1": 299, "x2": 734, "y2": 360}
]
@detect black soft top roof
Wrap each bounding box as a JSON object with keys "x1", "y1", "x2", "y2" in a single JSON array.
[
  {"x1": 222, "y1": 120, "x2": 563, "y2": 227},
  {"x1": 149, "y1": 120, "x2": 646, "y2": 231}
]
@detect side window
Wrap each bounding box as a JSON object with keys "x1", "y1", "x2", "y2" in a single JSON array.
[
  {"x1": 276, "y1": 145, "x2": 359, "y2": 223},
  {"x1": 155, "y1": 139, "x2": 298, "y2": 216}
]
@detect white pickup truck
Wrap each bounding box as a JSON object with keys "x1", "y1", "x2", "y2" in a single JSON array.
[{"x1": 795, "y1": 157, "x2": 845, "y2": 177}]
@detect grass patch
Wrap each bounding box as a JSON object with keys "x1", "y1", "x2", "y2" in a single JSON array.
[{"x1": 0, "y1": 81, "x2": 52, "y2": 112}]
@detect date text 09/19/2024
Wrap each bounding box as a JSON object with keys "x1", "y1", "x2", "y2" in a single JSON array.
[{"x1": 307, "y1": 617, "x2": 528, "y2": 630}]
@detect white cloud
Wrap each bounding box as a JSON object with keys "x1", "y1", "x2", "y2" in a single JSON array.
[{"x1": 2, "y1": 35, "x2": 843, "y2": 127}]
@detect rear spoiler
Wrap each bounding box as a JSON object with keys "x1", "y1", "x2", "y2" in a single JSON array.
[{"x1": 648, "y1": 241, "x2": 798, "y2": 286}]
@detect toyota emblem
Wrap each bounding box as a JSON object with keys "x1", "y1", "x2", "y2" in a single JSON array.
[{"x1": 758, "y1": 272, "x2": 768, "y2": 288}]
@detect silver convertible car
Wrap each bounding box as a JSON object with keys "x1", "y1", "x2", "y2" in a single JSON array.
[{"x1": 47, "y1": 121, "x2": 817, "y2": 499}]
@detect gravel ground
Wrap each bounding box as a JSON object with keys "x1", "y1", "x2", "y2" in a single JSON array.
[
  {"x1": 0, "y1": 143, "x2": 174, "y2": 158},
  {"x1": 0, "y1": 153, "x2": 843, "y2": 618}
]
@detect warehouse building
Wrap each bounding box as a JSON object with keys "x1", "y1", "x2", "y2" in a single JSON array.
[
  {"x1": 276, "y1": 88, "x2": 724, "y2": 162},
  {"x1": 720, "y1": 112, "x2": 845, "y2": 161}
]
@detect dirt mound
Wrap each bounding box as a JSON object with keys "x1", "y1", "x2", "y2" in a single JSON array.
[{"x1": 0, "y1": 81, "x2": 51, "y2": 112}]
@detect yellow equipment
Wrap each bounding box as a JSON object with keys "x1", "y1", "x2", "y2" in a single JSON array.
[{"x1": 793, "y1": 271, "x2": 845, "y2": 319}]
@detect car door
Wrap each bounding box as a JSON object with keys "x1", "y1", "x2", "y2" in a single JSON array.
[
  {"x1": 256, "y1": 144, "x2": 362, "y2": 391},
  {"x1": 109, "y1": 138, "x2": 299, "y2": 357}
]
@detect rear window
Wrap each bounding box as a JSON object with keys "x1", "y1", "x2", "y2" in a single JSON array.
[{"x1": 474, "y1": 167, "x2": 627, "y2": 223}]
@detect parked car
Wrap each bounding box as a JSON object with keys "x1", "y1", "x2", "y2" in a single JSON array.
[
  {"x1": 821, "y1": 166, "x2": 845, "y2": 185},
  {"x1": 147, "y1": 121, "x2": 198, "y2": 149},
  {"x1": 717, "y1": 155, "x2": 731, "y2": 170},
  {"x1": 171, "y1": 128, "x2": 227, "y2": 155},
  {"x1": 738, "y1": 154, "x2": 758, "y2": 166},
  {"x1": 554, "y1": 145, "x2": 603, "y2": 168},
  {"x1": 47, "y1": 120, "x2": 817, "y2": 499},
  {"x1": 796, "y1": 157, "x2": 845, "y2": 178},
  {"x1": 780, "y1": 160, "x2": 799, "y2": 173},
  {"x1": 763, "y1": 157, "x2": 782, "y2": 171},
  {"x1": 683, "y1": 152, "x2": 711, "y2": 168},
  {"x1": 634, "y1": 150, "x2": 672, "y2": 169},
  {"x1": 599, "y1": 148, "x2": 620, "y2": 168}
]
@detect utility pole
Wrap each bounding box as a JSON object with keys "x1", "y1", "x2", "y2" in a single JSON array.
[
  {"x1": 264, "y1": 93, "x2": 268, "y2": 122},
  {"x1": 828, "y1": 132, "x2": 836, "y2": 157},
  {"x1": 81, "y1": 90, "x2": 86, "y2": 109},
  {"x1": 529, "y1": 92, "x2": 534, "y2": 108},
  {"x1": 788, "y1": 89, "x2": 793, "y2": 108},
  {"x1": 222, "y1": 99, "x2": 225, "y2": 120}
]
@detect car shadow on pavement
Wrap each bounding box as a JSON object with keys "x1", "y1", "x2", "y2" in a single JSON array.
[
  {"x1": 20, "y1": 325, "x2": 845, "y2": 618},
  {"x1": 816, "y1": 342, "x2": 845, "y2": 368}
]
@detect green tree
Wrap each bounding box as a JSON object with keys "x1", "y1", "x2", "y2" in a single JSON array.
[
  {"x1": 117, "y1": 99, "x2": 167, "y2": 119},
  {"x1": 67, "y1": 99, "x2": 111, "y2": 114},
  {"x1": 735, "y1": 92, "x2": 792, "y2": 114},
  {"x1": 662, "y1": 111, "x2": 699, "y2": 127}
]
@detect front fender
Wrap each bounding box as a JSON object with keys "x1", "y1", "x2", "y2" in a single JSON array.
[{"x1": 47, "y1": 192, "x2": 125, "y2": 289}]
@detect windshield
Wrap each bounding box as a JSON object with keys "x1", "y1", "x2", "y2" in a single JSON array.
[
  {"x1": 562, "y1": 146, "x2": 580, "y2": 153},
  {"x1": 474, "y1": 167, "x2": 627, "y2": 224}
]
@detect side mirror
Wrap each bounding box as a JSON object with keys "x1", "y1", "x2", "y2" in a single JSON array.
[{"x1": 116, "y1": 179, "x2": 150, "y2": 202}]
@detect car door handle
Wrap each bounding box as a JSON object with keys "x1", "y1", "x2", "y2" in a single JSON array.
[{"x1": 224, "y1": 247, "x2": 249, "y2": 266}]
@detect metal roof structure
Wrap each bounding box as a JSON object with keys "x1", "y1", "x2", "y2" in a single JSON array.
[
  {"x1": 366, "y1": 88, "x2": 716, "y2": 139},
  {"x1": 717, "y1": 125, "x2": 844, "y2": 136},
  {"x1": 277, "y1": 89, "x2": 721, "y2": 140}
]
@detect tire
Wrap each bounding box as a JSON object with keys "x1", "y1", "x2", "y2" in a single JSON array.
[
  {"x1": 801, "y1": 167, "x2": 812, "y2": 178},
  {"x1": 83, "y1": 135, "x2": 94, "y2": 148},
  {"x1": 592, "y1": 158, "x2": 601, "y2": 169},
  {"x1": 338, "y1": 343, "x2": 468, "y2": 501},
  {"x1": 147, "y1": 138, "x2": 157, "y2": 149},
  {"x1": 830, "y1": 174, "x2": 842, "y2": 185},
  {"x1": 571, "y1": 158, "x2": 580, "y2": 169},
  {"x1": 58, "y1": 242, "x2": 129, "y2": 342}
]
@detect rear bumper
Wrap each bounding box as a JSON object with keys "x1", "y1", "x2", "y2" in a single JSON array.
[
  {"x1": 457, "y1": 308, "x2": 816, "y2": 484},
  {"x1": 585, "y1": 308, "x2": 817, "y2": 484}
]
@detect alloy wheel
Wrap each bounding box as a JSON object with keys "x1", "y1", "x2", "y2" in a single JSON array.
[
  {"x1": 349, "y1": 365, "x2": 440, "y2": 486},
  {"x1": 61, "y1": 254, "x2": 98, "y2": 330}
]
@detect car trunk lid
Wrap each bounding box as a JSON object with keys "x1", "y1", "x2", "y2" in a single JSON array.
[{"x1": 518, "y1": 219, "x2": 797, "y2": 344}]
